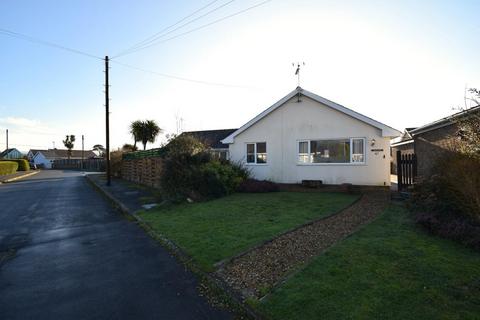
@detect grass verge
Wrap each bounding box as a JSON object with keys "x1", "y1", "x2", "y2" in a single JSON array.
[
  {"x1": 138, "y1": 192, "x2": 358, "y2": 271},
  {"x1": 258, "y1": 204, "x2": 480, "y2": 319}
]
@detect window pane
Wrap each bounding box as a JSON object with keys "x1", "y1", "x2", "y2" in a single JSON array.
[
  {"x1": 311, "y1": 139, "x2": 350, "y2": 163},
  {"x1": 247, "y1": 144, "x2": 255, "y2": 154},
  {"x1": 247, "y1": 154, "x2": 255, "y2": 163},
  {"x1": 299, "y1": 141, "x2": 308, "y2": 154},
  {"x1": 257, "y1": 153, "x2": 267, "y2": 163},
  {"x1": 256, "y1": 142, "x2": 266, "y2": 153},
  {"x1": 352, "y1": 138, "x2": 364, "y2": 163},
  {"x1": 298, "y1": 141, "x2": 309, "y2": 163},
  {"x1": 352, "y1": 139, "x2": 364, "y2": 154}
]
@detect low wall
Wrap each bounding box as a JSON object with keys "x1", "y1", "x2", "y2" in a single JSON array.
[{"x1": 121, "y1": 157, "x2": 163, "y2": 188}]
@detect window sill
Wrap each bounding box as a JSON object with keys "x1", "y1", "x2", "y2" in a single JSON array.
[
  {"x1": 296, "y1": 162, "x2": 366, "y2": 166},
  {"x1": 245, "y1": 163, "x2": 268, "y2": 166}
]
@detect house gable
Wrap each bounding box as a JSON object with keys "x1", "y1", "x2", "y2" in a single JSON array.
[{"x1": 222, "y1": 87, "x2": 401, "y2": 144}]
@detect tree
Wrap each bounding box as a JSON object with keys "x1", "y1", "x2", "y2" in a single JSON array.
[
  {"x1": 92, "y1": 144, "x2": 106, "y2": 157},
  {"x1": 63, "y1": 135, "x2": 75, "y2": 159},
  {"x1": 129, "y1": 120, "x2": 143, "y2": 150},
  {"x1": 453, "y1": 88, "x2": 480, "y2": 159},
  {"x1": 141, "y1": 120, "x2": 162, "y2": 150},
  {"x1": 129, "y1": 120, "x2": 162, "y2": 150},
  {"x1": 122, "y1": 143, "x2": 138, "y2": 152}
]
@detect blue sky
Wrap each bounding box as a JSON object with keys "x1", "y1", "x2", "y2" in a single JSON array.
[{"x1": 1, "y1": 0, "x2": 479, "y2": 151}]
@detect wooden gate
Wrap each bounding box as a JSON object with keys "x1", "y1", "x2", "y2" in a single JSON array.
[{"x1": 396, "y1": 151, "x2": 417, "y2": 191}]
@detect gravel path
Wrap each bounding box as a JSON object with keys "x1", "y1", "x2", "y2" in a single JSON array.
[{"x1": 216, "y1": 191, "x2": 389, "y2": 298}]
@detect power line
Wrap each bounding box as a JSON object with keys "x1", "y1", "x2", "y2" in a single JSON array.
[
  {"x1": 112, "y1": 0, "x2": 272, "y2": 58},
  {"x1": 115, "y1": 0, "x2": 222, "y2": 57},
  {"x1": 111, "y1": 60, "x2": 256, "y2": 89},
  {"x1": 0, "y1": 28, "x2": 103, "y2": 60}
]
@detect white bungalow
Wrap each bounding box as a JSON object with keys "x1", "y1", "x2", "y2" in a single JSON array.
[{"x1": 222, "y1": 87, "x2": 401, "y2": 186}]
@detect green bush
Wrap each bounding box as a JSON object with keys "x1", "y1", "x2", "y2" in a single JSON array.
[
  {"x1": 411, "y1": 154, "x2": 480, "y2": 222},
  {"x1": 0, "y1": 159, "x2": 30, "y2": 171},
  {"x1": 194, "y1": 161, "x2": 247, "y2": 198},
  {"x1": 0, "y1": 161, "x2": 19, "y2": 175},
  {"x1": 159, "y1": 135, "x2": 249, "y2": 201}
]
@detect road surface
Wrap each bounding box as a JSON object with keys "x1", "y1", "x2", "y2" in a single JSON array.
[{"x1": 0, "y1": 170, "x2": 230, "y2": 320}]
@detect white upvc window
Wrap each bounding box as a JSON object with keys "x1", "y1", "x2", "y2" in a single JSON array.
[
  {"x1": 351, "y1": 138, "x2": 365, "y2": 163},
  {"x1": 246, "y1": 142, "x2": 267, "y2": 164},
  {"x1": 297, "y1": 138, "x2": 366, "y2": 164},
  {"x1": 298, "y1": 140, "x2": 309, "y2": 163}
]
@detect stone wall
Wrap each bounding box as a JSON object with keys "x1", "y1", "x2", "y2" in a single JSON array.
[{"x1": 121, "y1": 157, "x2": 163, "y2": 188}]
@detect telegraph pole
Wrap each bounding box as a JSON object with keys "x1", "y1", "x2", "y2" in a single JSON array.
[
  {"x1": 5, "y1": 129, "x2": 8, "y2": 150},
  {"x1": 105, "y1": 56, "x2": 111, "y2": 186},
  {"x1": 81, "y1": 134, "x2": 85, "y2": 170}
]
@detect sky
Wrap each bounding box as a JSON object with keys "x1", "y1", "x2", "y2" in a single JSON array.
[{"x1": 0, "y1": 0, "x2": 479, "y2": 152}]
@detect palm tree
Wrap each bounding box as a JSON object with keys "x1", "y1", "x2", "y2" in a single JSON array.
[
  {"x1": 130, "y1": 120, "x2": 162, "y2": 150},
  {"x1": 63, "y1": 135, "x2": 75, "y2": 159},
  {"x1": 129, "y1": 120, "x2": 143, "y2": 150},
  {"x1": 141, "y1": 120, "x2": 162, "y2": 150}
]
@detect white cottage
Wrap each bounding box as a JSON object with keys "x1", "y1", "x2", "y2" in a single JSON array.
[{"x1": 222, "y1": 87, "x2": 401, "y2": 186}]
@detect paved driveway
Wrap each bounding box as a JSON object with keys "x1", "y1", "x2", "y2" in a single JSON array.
[{"x1": 0, "y1": 170, "x2": 230, "y2": 320}]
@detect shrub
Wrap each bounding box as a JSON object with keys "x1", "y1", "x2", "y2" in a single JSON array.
[
  {"x1": 194, "y1": 161, "x2": 247, "y2": 198},
  {"x1": 110, "y1": 150, "x2": 123, "y2": 177},
  {"x1": 0, "y1": 161, "x2": 19, "y2": 175},
  {"x1": 411, "y1": 153, "x2": 480, "y2": 250},
  {"x1": 159, "y1": 135, "x2": 249, "y2": 201},
  {"x1": 237, "y1": 179, "x2": 279, "y2": 193},
  {"x1": 415, "y1": 211, "x2": 480, "y2": 251},
  {"x1": 0, "y1": 159, "x2": 29, "y2": 171},
  {"x1": 411, "y1": 154, "x2": 480, "y2": 222}
]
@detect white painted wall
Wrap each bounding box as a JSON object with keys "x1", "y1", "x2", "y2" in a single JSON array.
[
  {"x1": 228, "y1": 96, "x2": 391, "y2": 186},
  {"x1": 33, "y1": 153, "x2": 53, "y2": 169}
]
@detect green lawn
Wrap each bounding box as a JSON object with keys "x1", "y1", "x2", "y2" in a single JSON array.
[
  {"x1": 139, "y1": 192, "x2": 358, "y2": 271},
  {"x1": 258, "y1": 205, "x2": 480, "y2": 320}
]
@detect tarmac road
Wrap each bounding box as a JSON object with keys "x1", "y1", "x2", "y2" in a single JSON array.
[{"x1": 0, "y1": 170, "x2": 230, "y2": 320}]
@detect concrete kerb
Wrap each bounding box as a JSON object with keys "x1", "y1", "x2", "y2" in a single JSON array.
[
  {"x1": 84, "y1": 174, "x2": 261, "y2": 320},
  {"x1": 0, "y1": 170, "x2": 40, "y2": 184}
]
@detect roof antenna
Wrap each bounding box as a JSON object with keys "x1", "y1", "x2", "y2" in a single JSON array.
[
  {"x1": 293, "y1": 62, "x2": 305, "y2": 88},
  {"x1": 292, "y1": 62, "x2": 305, "y2": 102}
]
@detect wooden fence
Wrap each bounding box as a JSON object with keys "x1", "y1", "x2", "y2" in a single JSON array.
[
  {"x1": 396, "y1": 151, "x2": 417, "y2": 191},
  {"x1": 52, "y1": 158, "x2": 105, "y2": 171}
]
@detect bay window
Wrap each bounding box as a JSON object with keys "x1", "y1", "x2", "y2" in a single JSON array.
[{"x1": 297, "y1": 138, "x2": 365, "y2": 164}]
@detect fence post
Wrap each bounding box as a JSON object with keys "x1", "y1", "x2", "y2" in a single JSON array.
[{"x1": 396, "y1": 150, "x2": 403, "y2": 191}]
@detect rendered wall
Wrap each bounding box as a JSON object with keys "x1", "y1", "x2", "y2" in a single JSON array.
[{"x1": 229, "y1": 96, "x2": 392, "y2": 186}]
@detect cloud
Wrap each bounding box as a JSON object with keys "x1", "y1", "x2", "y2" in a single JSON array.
[{"x1": 0, "y1": 117, "x2": 40, "y2": 128}]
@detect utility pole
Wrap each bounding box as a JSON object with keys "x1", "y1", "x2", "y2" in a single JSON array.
[
  {"x1": 105, "y1": 56, "x2": 111, "y2": 186},
  {"x1": 82, "y1": 134, "x2": 84, "y2": 170},
  {"x1": 5, "y1": 129, "x2": 8, "y2": 150}
]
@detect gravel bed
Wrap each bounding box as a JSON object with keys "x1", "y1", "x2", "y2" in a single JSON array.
[{"x1": 216, "y1": 191, "x2": 389, "y2": 298}]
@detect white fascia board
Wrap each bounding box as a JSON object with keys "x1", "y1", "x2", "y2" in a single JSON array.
[{"x1": 391, "y1": 139, "x2": 414, "y2": 147}]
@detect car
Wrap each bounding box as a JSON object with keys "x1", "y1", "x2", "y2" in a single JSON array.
[{"x1": 29, "y1": 161, "x2": 37, "y2": 170}]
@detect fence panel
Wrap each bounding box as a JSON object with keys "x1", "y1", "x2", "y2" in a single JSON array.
[{"x1": 52, "y1": 159, "x2": 105, "y2": 171}]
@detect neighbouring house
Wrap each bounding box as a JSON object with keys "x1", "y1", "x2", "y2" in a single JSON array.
[
  {"x1": 179, "y1": 129, "x2": 237, "y2": 160},
  {"x1": 391, "y1": 105, "x2": 480, "y2": 178},
  {"x1": 27, "y1": 149, "x2": 97, "y2": 169},
  {"x1": 222, "y1": 87, "x2": 401, "y2": 186},
  {"x1": 0, "y1": 148, "x2": 23, "y2": 159}
]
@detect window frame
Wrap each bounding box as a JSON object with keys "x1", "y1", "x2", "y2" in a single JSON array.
[
  {"x1": 245, "y1": 142, "x2": 268, "y2": 165},
  {"x1": 296, "y1": 137, "x2": 366, "y2": 165}
]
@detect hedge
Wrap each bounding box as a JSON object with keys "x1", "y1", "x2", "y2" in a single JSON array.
[
  {"x1": 0, "y1": 161, "x2": 18, "y2": 176},
  {"x1": 0, "y1": 159, "x2": 30, "y2": 171}
]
